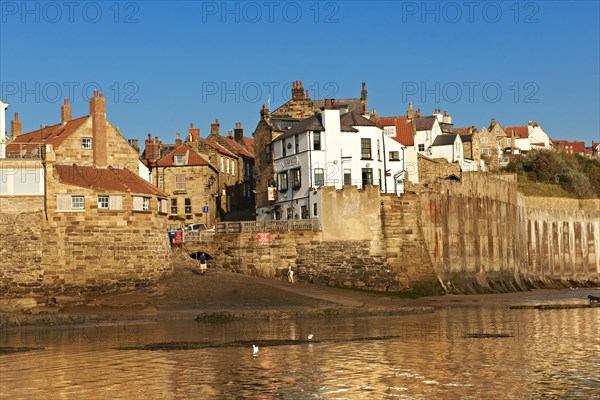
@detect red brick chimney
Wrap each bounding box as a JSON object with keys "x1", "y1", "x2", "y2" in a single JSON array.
[
  {"x1": 11, "y1": 112, "x2": 22, "y2": 137},
  {"x1": 261, "y1": 104, "x2": 270, "y2": 119},
  {"x1": 234, "y1": 122, "x2": 244, "y2": 142},
  {"x1": 89, "y1": 89, "x2": 107, "y2": 166},
  {"x1": 144, "y1": 134, "x2": 155, "y2": 160},
  {"x1": 188, "y1": 123, "x2": 200, "y2": 142},
  {"x1": 210, "y1": 118, "x2": 220, "y2": 136},
  {"x1": 61, "y1": 98, "x2": 72, "y2": 124}
]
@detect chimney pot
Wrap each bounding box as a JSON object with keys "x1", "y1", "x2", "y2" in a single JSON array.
[
  {"x1": 305, "y1": 90, "x2": 309, "y2": 98},
  {"x1": 61, "y1": 98, "x2": 72, "y2": 123}
]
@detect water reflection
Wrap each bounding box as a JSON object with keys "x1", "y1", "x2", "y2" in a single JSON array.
[{"x1": 1, "y1": 304, "x2": 599, "y2": 399}]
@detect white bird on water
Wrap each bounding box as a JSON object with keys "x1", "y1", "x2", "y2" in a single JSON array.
[{"x1": 252, "y1": 345, "x2": 259, "y2": 355}]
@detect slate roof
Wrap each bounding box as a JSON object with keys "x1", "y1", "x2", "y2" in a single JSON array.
[
  {"x1": 54, "y1": 164, "x2": 168, "y2": 196},
  {"x1": 313, "y1": 98, "x2": 363, "y2": 114},
  {"x1": 414, "y1": 116, "x2": 437, "y2": 131},
  {"x1": 377, "y1": 116, "x2": 414, "y2": 146},
  {"x1": 432, "y1": 134, "x2": 458, "y2": 146},
  {"x1": 220, "y1": 136, "x2": 254, "y2": 158},
  {"x1": 340, "y1": 111, "x2": 377, "y2": 128},
  {"x1": 460, "y1": 134, "x2": 473, "y2": 143},
  {"x1": 276, "y1": 115, "x2": 325, "y2": 141}
]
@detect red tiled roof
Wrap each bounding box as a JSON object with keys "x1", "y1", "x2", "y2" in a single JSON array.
[
  {"x1": 54, "y1": 164, "x2": 167, "y2": 196},
  {"x1": 156, "y1": 144, "x2": 209, "y2": 167},
  {"x1": 554, "y1": 140, "x2": 586, "y2": 154},
  {"x1": 201, "y1": 138, "x2": 237, "y2": 158},
  {"x1": 243, "y1": 137, "x2": 255, "y2": 153},
  {"x1": 377, "y1": 116, "x2": 414, "y2": 146},
  {"x1": 6, "y1": 116, "x2": 89, "y2": 154},
  {"x1": 454, "y1": 127, "x2": 472, "y2": 135},
  {"x1": 220, "y1": 136, "x2": 254, "y2": 158},
  {"x1": 504, "y1": 126, "x2": 529, "y2": 139}
]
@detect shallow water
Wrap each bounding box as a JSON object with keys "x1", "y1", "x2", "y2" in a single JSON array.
[{"x1": 1, "y1": 294, "x2": 599, "y2": 399}]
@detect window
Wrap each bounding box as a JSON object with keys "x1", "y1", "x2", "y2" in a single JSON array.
[
  {"x1": 361, "y1": 138, "x2": 372, "y2": 159},
  {"x1": 418, "y1": 144, "x2": 425, "y2": 152},
  {"x1": 383, "y1": 126, "x2": 395, "y2": 137},
  {"x1": 495, "y1": 128, "x2": 499, "y2": 134},
  {"x1": 313, "y1": 202, "x2": 318, "y2": 217},
  {"x1": 81, "y1": 137, "x2": 92, "y2": 150},
  {"x1": 282, "y1": 141, "x2": 287, "y2": 158},
  {"x1": 362, "y1": 168, "x2": 373, "y2": 186},
  {"x1": 170, "y1": 198, "x2": 178, "y2": 214},
  {"x1": 314, "y1": 168, "x2": 324, "y2": 186},
  {"x1": 71, "y1": 195, "x2": 84, "y2": 209},
  {"x1": 220, "y1": 157, "x2": 224, "y2": 172},
  {"x1": 265, "y1": 144, "x2": 272, "y2": 162},
  {"x1": 133, "y1": 196, "x2": 151, "y2": 211},
  {"x1": 158, "y1": 198, "x2": 168, "y2": 213},
  {"x1": 277, "y1": 172, "x2": 288, "y2": 192},
  {"x1": 291, "y1": 168, "x2": 301, "y2": 190},
  {"x1": 174, "y1": 155, "x2": 184, "y2": 166},
  {"x1": 507, "y1": 138, "x2": 512, "y2": 145},
  {"x1": 313, "y1": 132, "x2": 321, "y2": 150},
  {"x1": 175, "y1": 174, "x2": 186, "y2": 191},
  {"x1": 184, "y1": 198, "x2": 192, "y2": 214},
  {"x1": 232, "y1": 160, "x2": 236, "y2": 176},
  {"x1": 343, "y1": 169, "x2": 352, "y2": 185},
  {"x1": 481, "y1": 148, "x2": 491, "y2": 156},
  {"x1": 377, "y1": 139, "x2": 381, "y2": 160},
  {"x1": 480, "y1": 137, "x2": 488, "y2": 144},
  {"x1": 158, "y1": 175, "x2": 164, "y2": 189},
  {"x1": 98, "y1": 195, "x2": 109, "y2": 209},
  {"x1": 294, "y1": 135, "x2": 299, "y2": 154},
  {"x1": 378, "y1": 169, "x2": 382, "y2": 187},
  {"x1": 389, "y1": 151, "x2": 400, "y2": 161},
  {"x1": 301, "y1": 205, "x2": 308, "y2": 219}
]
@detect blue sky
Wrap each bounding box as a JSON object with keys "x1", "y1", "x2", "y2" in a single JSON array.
[{"x1": 1, "y1": 1, "x2": 599, "y2": 145}]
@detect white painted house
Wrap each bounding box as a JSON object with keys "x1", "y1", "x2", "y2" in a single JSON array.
[
  {"x1": 259, "y1": 107, "x2": 405, "y2": 222},
  {"x1": 430, "y1": 133, "x2": 464, "y2": 163},
  {"x1": 0, "y1": 100, "x2": 8, "y2": 158}
]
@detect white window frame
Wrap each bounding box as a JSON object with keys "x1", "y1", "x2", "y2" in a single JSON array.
[
  {"x1": 480, "y1": 137, "x2": 488, "y2": 144},
  {"x1": 142, "y1": 197, "x2": 150, "y2": 211},
  {"x1": 81, "y1": 137, "x2": 92, "y2": 150},
  {"x1": 314, "y1": 168, "x2": 324, "y2": 186},
  {"x1": 98, "y1": 195, "x2": 109, "y2": 209},
  {"x1": 175, "y1": 174, "x2": 186, "y2": 191},
  {"x1": 174, "y1": 155, "x2": 184, "y2": 166},
  {"x1": 71, "y1": 195, "x2": 84, "y2": 210}
]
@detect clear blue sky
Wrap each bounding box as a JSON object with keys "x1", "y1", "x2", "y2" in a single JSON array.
[{"x1": 1, "y1": 1, "x2": 599, "y2": 145}]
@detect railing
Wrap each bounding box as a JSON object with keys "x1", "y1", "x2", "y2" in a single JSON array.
[
  {"x1": 2, "y1": 143, "x2": 46, "y2": 159},
  {"x1": 183, "y1": 230, "x2": 215, "y2": 243},
  {"x1": 216, "y1": 218, "x2": 321, "y2": 234}
]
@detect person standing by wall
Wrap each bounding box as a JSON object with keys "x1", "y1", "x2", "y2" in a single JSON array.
[
  {"x1": 287, "y1": 265, "x2": 294, "y2": 284},
  {"x1": 199, "y1": 253, "x2": 207, "y2": 275}
]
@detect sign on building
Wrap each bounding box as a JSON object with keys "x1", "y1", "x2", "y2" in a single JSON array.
[
  {"x1": 257, "y1": 233, "x2": 270, "y2": 246},
  {"x1": 173, "y1": 229, "x2": 183, "y2": 244}
]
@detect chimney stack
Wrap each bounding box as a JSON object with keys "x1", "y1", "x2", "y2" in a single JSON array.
[
  {"x1": 261, "y1": 104, "x2": 270, "y2": 119},
  {"x1": 61, "y1": 98, "x2": 72, "y2": 124},
  {"x1": 234, "y1": 122, "x2": 244, "y2": 142},
  {"x1": 144, "y1": 133, "x2": 155, "y2": 160},
  {"x1": 128, "y1": 139, "x2": 140, "y2": 153},
  {"x1": 305, "y1": 90, "x2": 310, "y2": 98},
  {"x1": 11, "y1": 111, "x2": 22, "y2": 137},
  {"x1": 210, "y1": 118, "x2": 220, "y2": 135},
  {"x1": 442, "y1": 111, "x2": 451, "y2": 124},
  {"x1": 528, "y1": 120, "x2": 533, "y2": 126},
  {"x1": 407, "y1": 102, "x2": 414, "y2": 119},
  {"x1": 89, "y1": 89, "x2": 108, "y2": 166},
  {"x1": 292, "y1": 79, "x2": 305, "y2": 100},
  {"x1": 360, "y1": 82, "x2": 368, "y2": 114},
  {"x1": 188, "y1": 122, "x2": 200, "y2": 142},
  {"x1": 416, "y1": 108, "x2": 422, "y2": 118},
  {"x1": 228, "y1": 130, "x2": 233, "y2": 138},
  {"x1": 175, "y1": 132, "x2": 182, "y2": 144}
]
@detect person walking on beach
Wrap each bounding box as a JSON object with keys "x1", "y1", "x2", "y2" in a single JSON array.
[
  {"x1": 199, "y1": 253, "x2": 207, "y2": 275},
  {"x1": 287, "y1": 265, "x2": 294, "y2": 284}
]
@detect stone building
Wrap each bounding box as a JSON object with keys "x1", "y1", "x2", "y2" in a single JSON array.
[
  {"x1": 458, "y1": 126, "x2": 499, "y2": 170},
  {"x1": 252, "y1": 80, "x2": 369, "y2": 210},
  {"x1": 1, "y1": 91, "x2": 172, "y2": 295},
  {"x1": 145, "y1": 119, "x2": 255, "y2": 228}
]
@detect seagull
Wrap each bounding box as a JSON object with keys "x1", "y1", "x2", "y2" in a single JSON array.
[
  {"x1": 252, "y1": 345, "x2": 259, "y2": 355},
  {"x1": 307, "y1": 334, "x2": 314, "y2": 340}
]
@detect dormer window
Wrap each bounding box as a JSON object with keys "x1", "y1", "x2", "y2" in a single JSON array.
[{"x1": 174, "y1": 155, "x2": 185, "y2": 166}]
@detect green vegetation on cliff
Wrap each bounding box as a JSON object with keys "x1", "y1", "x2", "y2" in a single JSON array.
[{"x1": 504, "y1": 150, "x2": 600, "y2": 198}]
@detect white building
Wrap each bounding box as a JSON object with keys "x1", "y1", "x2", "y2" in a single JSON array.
[
  {"x1": 430, "y1": 133, "x2": 464, "y2": 163},
  {"x1": 258, "y1": 106, "x2": 405, "y2": 222},
  {"x1": 0, "y1": 100, "x2": 8, "y2": 158}
]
